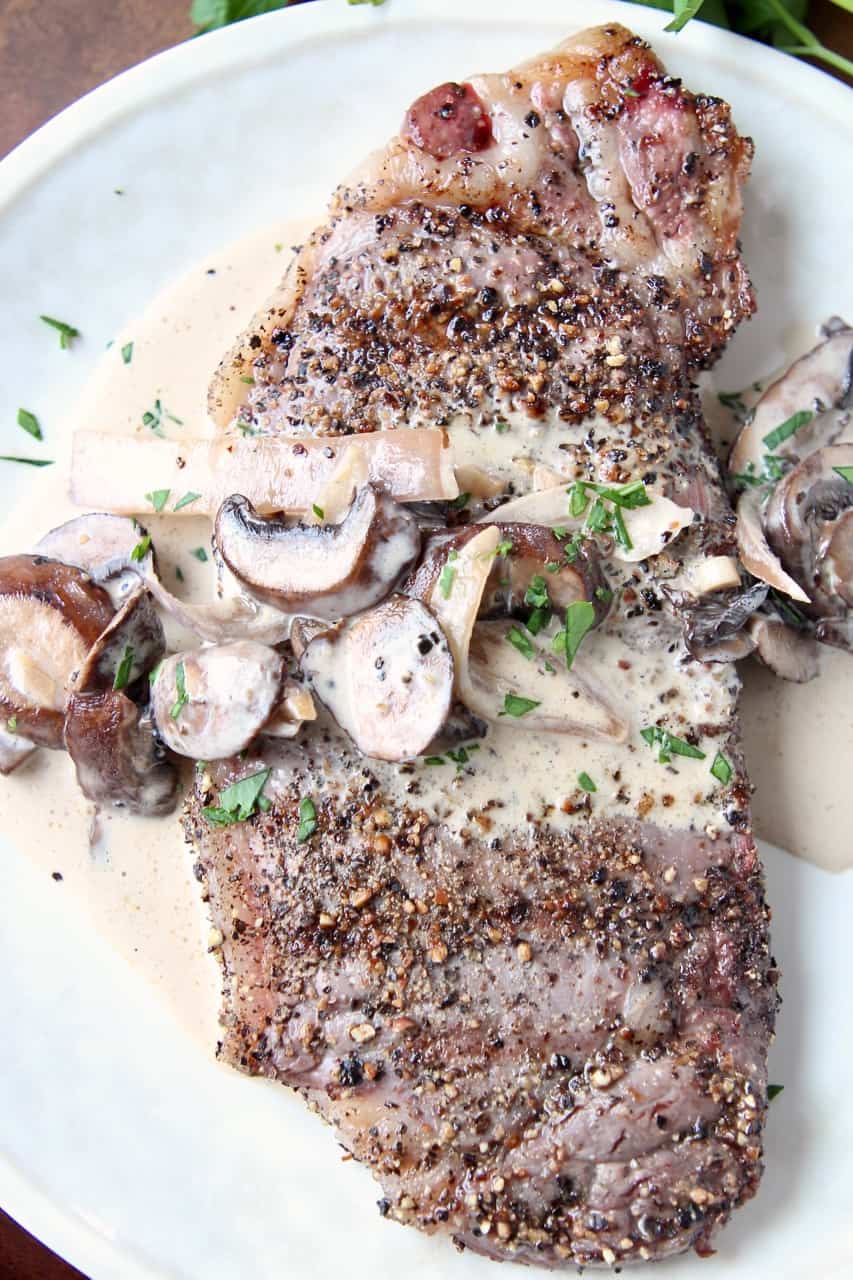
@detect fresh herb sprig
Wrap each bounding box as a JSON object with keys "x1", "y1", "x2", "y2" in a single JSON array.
[{"x1": 203, "y1": 769, "x2": 273, "y2": 826}]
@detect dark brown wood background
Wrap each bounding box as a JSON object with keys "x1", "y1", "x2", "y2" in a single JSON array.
[{"x1": 0, "y1": 1, "x2": 849, "y2": 1276}]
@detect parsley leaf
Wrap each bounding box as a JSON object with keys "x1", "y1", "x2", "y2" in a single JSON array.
[
  {"x1": 762, "y1": 409, "x2": 813, "y2": 452},
  {"x1": 507, "y1": 625, "x2": 535, "y2": 660},
  {"x1": 0, "y1": 456, "x2": 54, "y2": 467},
  {"x1": 710, "y1": 751, "x2": 733, "y2": 785},
  {"x1": 145, "y1": 488, "x2": 170, "y2": 512},
  {"x1": 173, "y1": 491, "x2": 202, "y2": 511},
  {"x1": 121, "y1": 342, "x2": 134, "y2": 365},
  {"x1": 112, "y1": 643, "x2": 135, "y2": 692},
  {"x1": 170, "y1": 660, "x2": 189, "y2": 720},
  {"x1": 296, "y1": 794, "x2": 318, "y2": 843},
  {"x1": 524, "y1": 574, "x2": 550, "y2": 610},
  {"x1": 203, "y1": 768, "x2": 273, "y2": 826},
  {"x1": 552, "y1": 600, "x2": 596, "y2": 670},
  {"x1": 40, "y1": 314, "x2": 80, "y2": 349},
  {"x1": 438, "y1": 550, "x2": 458, "y2": 598},
  {"x1": 449, "y1": 492, "x2": 471, "y2": 511},
  {"x1": 577, "y1": 772, "x2": 597, "y2": 793},
  {"x1": 767, "y1": 1083, "x2": 784, "y2": 1102},
  {"x1": 130, "y1": 534, "x2": 152, "y2": 562},
  {"x1": 192, "y1": 0, "x2": 294, "y2": 34},
  {"x1": 834, "y1": 465, "x2": 853, "y2": 485},
  {"x1": 191, "y1": 546, "x2": 209, "y2": 562},
  {"x1": 641, "y1": 725, "x2": 706, "y2": 764},
  {"x1": 312, "y1": 503, "x2": 325, "y2": 520},
  {"x1": 499, "y1": 693, "x2": 541, "y2": 718},
  {"x1": 17, "y1": 409, "x2": 42, "y2": 440}
]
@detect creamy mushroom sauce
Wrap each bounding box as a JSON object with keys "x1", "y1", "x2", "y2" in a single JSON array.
[{"x1": 1, "y1": 218, "x2": 850, "y2": 1044}]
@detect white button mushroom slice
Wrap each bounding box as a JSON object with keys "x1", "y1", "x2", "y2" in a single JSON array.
[
  {"x1": 214, "y1": 484, "x2": 422, "y2": 620},
  {"x1": 0, "y1": 722, "x2": 37, "y2": 775},
  {"x1": 735, "y1": 487, "x2": 811, "y2": 604},
  {"x1": 300, "y1": 595, "x2": 454, "y2": 763},
  {"x1": 681, "y1": 556, "x2": 742, "y2": 596},
  {"x1": 465, "y1": 620, "x2": 628, "y2": 741},
  {"x1": 477, "y1": 484, "x2": 694, "y2": 563},
  {"x1": 454, "y1": 464, "x2": 506, "y2": 499},
  {"x1": 420, "y1": 525, "x2": 500, "y2": 708},
  {"x1": 150, "y1": 641, "x2": 285, "y2": 759},
  {"x1": 0, "y1": 555, "x2": 115, "y2": 748},
  {"x1": 748, "y1": 615, "x2": 820, "y2": 683},
  {"x1": 70, "y1": 428, "x2": 458, "y2": 516},
  {"x1": 729, "y1": 320, "x2": 853, "y2": 478},
  {"x1": 262, "y1": 682, "x2": 317, "y2": 740}
]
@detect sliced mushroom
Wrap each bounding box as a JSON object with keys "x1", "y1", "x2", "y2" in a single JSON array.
[
  {"x1": 748, "y1": 615, "x2": 820, "y2": 683},
  {"x1": 262, "y1": 681, "x2": 317, "y2": 740},
  {"x1": 64, "y1": 693, "x2": 178, "y2": 815},
  {"x1": 765, "y1": 444, "x2": 853, "y2": 614},
  {"x1": 410, "y1": 526, "x2": 625, "y2": 739},
  {"x1": 34, "y1": 512, "x2": 291, "y2": 644},
  {"x1": 151, "y1": 641, "x2": 285, "y2": 759},
  {"x1": 215, "y1": 484, "x2": 421, "y2": 620},
  {"x1": 662, "y1": 580, "x2": 768, "y2": 664},
  {"x1": 681, "y1": 556, "x2": 742, "y2": 596},
  {"x1": 64, "y1": 590, "x2": 178, "y2": 814},
  {"x1": 730, "y1": 321, "x2": 853, "y2": 477},
  {"x1": 300, "y1": 595, "x2": 454, "y2": 762},
  {"x1": 70, "y1": 427, "x2": 458, "y2": 516},
  {"x1": 735, "y1": 486, "x2": 811, "y2": 603},
  {"x1": 477, "y1": 484, "x2": 694, "y2": 563},
  {"x1": 0, "y1": 555, "x2": 115, "y2": 748},
  {"x1": 0, "y1": 722, "x2": 37, "y2": 775}
]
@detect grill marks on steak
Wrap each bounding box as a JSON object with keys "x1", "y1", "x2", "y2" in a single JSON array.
[
  {"x1": 186, "y1": 730, "x2": 776, "y2": 1267},
  {"x1": 190, "y1": 22, "x2": 778, "y2": 1270}
]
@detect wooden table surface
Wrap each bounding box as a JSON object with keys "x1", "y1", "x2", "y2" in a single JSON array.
[{"x1": 0, "y1": 1, "x2": 849, "y2": 1276}]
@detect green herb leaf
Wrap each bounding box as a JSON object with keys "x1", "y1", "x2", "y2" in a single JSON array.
[
  {"x1": 449, "y1": 492, "x2": 471, "y2": 511},
  {"x1": 17, "y1": 408, "x2": 42, "y2": 440},
  {"x1": 495, "y1": 420, "x2": 510, "y2": 434},
  {"x1": 112, "y1": 643, "x2": 135, "y2": 692},
  {"x1": 664, "y1": 0, "x2": 708, "y2": 33},
  {"x1": 219, "y1": 768, "x2": 272, "y2": 821},
  {"x1": 611, "y1": 505, "x2": 632, "y2": 551},
  {"x1": 191, "y1": 546, "x2": 209, "y2": 563},
  {"x1": 507, "y1": 625, "x2": 535, "y2": 660},
  {"x1": 145, "y1": 488, "x2": 170, "y2": 512},
  {"x1": 142, "y1": 398, "x2": 182, "y2": 437},
  {"x1": 595, "y1": 586, "x2": 613, "y2": 603},
  {"x1": 121, "y1": 342, "x2": 134, "y2": 365},
  {"x1": 526, "y1": 606, "x2": 551, "y2": 636},
  {"x1": 438, "y1": 550, "x2": 458, "y2": 598},
  {"x1": 239, "y1": 374, "x2": 255, "y2": 385},
  {"x1": 192, "y1": 0, "x2": 294, "y2": 35},
  {"x1": 641, "y1": 725, "x2": 706, "y2": 764},
  {"x1": 553, "y1": 600, "x2": 596, "y2": 670},
  {"x1": 424, "y1": 755, "x2": 447, "y2": 766},
  {"x1": 833, "y1": 465, "x2": 853, "y2": 485},
  {"x1": 173, "y1": 491, "x2": 202, "y2": 511},
  {"x1": 710, "y1": 751, "x2": 733, "y2": 785},
  {"x1": 175, "y1": 565, "x2": 185, "y2": 583},
  {"x1": 170, "y1": 660, "x2": 189, "y2": 721},
  {"x1": 577, "y1": 772, "x2": 597, "y2": 793},
  {"x1": 447, "y1": 744, "x2": 479, "y2": 768},
  {"x1": 499, "y1": 693, "x2": 541, "y2": 718},
  {"x1": 296, "y1": 794, "x2": 318, "y2": 843},
  {"x1": 585, "y1": 496, "x2": 611, "y2": 534},
  {"x1": 495, "y1": 539, "x2": 513, "y2": 558},
  {"x1": 40, "y1": 314, "x2": 80, "y2": 349},
  {"x1": 312, "y1": 503, "x2": 325, "y2": 520},
  {"x1": 524, "y1": 574, "x2": 550, "y2": 610},
  {"x1": 148, "y1": 660, "x2": 163, "y2": 687},
  {"x1": 767, "y1": 1083, "x2": 784, "y2": 1102},
  {"x1": 569, "y1": 481, "x2": 589, "y2": 517},
  {"x1": 7, "y1": 716, "x2": 18, "y2": 733},
  {"x1": 130, "y1": 534, "x2": 152, "y2": 562},
  {"x1": 0, "y1": 455, "x2": 54, "y2": 467},
  {"x1": 762, "y1": 409, "x2": 813, "y2": 452}
]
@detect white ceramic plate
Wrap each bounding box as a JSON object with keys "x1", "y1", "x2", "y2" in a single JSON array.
[{"x1": 1, "y1": 3, "x2": 851, "y2": 1277}]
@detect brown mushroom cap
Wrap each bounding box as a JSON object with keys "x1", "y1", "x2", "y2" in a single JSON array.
[
  {"x1": 765, "y1": 444, "x2": 853, "y2": 614},
  {"x1": 215, "y1": 485, "x2": 422, "y2": 620},
  {"x1": 301, "y1": 595, "x2": 454, "y2": 762},
  {"x1": 0, "y1": 555, "x2": 115, "y2": 748},
  {"x1": 748, "y1": 615, "x2": 820, "y2": 683}
]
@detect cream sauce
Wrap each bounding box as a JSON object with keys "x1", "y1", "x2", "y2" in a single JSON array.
[{"x1": 0, "y1": 216, "x2": 850, "y2": 1050}]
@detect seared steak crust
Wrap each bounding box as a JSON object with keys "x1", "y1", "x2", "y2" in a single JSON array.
[{"x1": 190, "y1": 22, "x2": 778, "y2": 1270}]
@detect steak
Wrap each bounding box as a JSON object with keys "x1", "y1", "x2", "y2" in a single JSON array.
[{"x1": 187, "y1": 24, "x2": 779, "y2": 1268}]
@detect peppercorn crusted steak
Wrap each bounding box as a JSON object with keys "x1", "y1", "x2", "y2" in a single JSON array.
[{"x1": 188, "y1": 24, "x2": 778, "y2": 1269}]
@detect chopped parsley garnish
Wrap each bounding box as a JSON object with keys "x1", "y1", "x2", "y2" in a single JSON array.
[
  {"x1": 767, "y1": 1084, "x2": 784, "y2": 1102},
  {"x1": 145, "y1": 488, "x2": 170, "y2": 512},
  {"x1": 203, "y1": 769, "x2": 273, "y2": 827},
  {"x1": 577, "y1": 772, "x2": 596, "y2": 793},
  {"x1": 499, "y1": 693, "x2": 541, "y2": 718},
  {"x1": 495, "y1": 539, "x2": 513, "y2": 558},
  {"x1": 563, "y1": 532, "x2": 586, "y2": 563},
  {"x1": 553, "y1": 526, "x2": 569, "y2": 541},
  {"x1": 170, "y1": 660, "x2": 189, "y2": 720},
  {"x1": 40, "y1": 314, "x2": 80, "y2": 349},
  {"x1": 553, "y1": 600, "x2": 596, "y2": 670},
  {"x1": 191, "y1": 546, "x2": 209, "y2": 562},
  {"x1": 717, "y1": 389, "x2": 748, "y2": 415},
  {"x1": 296, "y1": 795, "x2": 318, "y2": 843},
  {"x1": 569, "y1": 481, "x2": 589, "y2": 518},
  {"x1": 641, "y1": 725, "x2": 706, "y2": 764},
  {"x1": 710, "y1": 751, "x2": 733, "y2": 785},
  {"x1": 595, "y1": 586, "x2": 613, "y2": 603},
  {"x1": 142, "y1": 398, "x2": 183, "y2": 437},
  {"x1": 175, "y1": 565, "x2": 185, "y2": 583},
  {"x1": 237, "y1": 419, "x2": 257, "y2": 437},
  {"x1": 312, "y1": 503, "x2": 325, "y2": 520},
  {"x1": 585, "y1": 497, "x2": 611, "y2": 533},
  {"x1": 239, "y1": 375, "x2": 255, "y2": 385},
  {"x1": 611, "y1": 505, "x2": 632, "y2": 551},
  {"x1": 148, "y1": 660, "x2": 163, "y2": 687},
  {"x1": 495, "y1": 420, "x2": 510, "y2": 434},
  {"x1": 545, "y1": 561, "x2": 560, "y2": 573},
  {"x1": 7, "y1": 716, "x2": 17, "y2": 733},
  {"x1": 112, "y1": 643, "x2": 135, "y2": 692},
  {"x1": 449, "y1": 491, "x2": 471, "y2": 511},
  {"x1": 762, "y1": 409, "x2": 813, "y2": 452},
  {"x1": 507, "y1": 625, "x2": 535, "y2": 660},
  {"x1": 173, "y1": 490, "x2": 202, "y2": 511},
  {"x1": 130, "y1": 534, "x2": 152, "y2": 562},
  {"x1": 17, "y1": 408, "x2": 42, "y2": 440},
  {"x1": 834, "y1": 465, "x2": 853, "y2": 485},
  {"x1": 587, "y1": 479, "x2": 651, "y2": 510},
  {"x1": 447, "y1": 744, "x2": 479, "y2": 767},
  {"x1": 424, "y1": 755, "x2": 446, "y2": 766},
  {"x1": 0, "y1": 455, "x2": 54, "y2": 467},
  {"x1": 121, "y1": 342, "x2": 134, "y2": 365},
  {"x1": 524, "y1": 575, "x2": 550, "y2": 610},
  {"x1": 438, "y1": 550, "x2": 458, "y2": 598}
]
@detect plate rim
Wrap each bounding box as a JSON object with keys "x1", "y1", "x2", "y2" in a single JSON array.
[{"x1": 1, "y1": 1, "x2": 851, "y2": 1275}]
